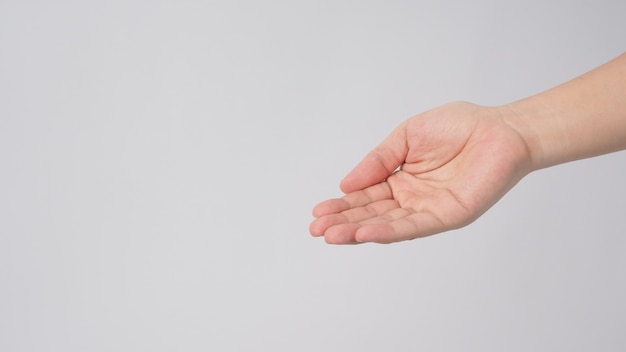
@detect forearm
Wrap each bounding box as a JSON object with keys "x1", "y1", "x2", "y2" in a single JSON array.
[{"x1": 500, "y1": 53, "x2": 626, "y2": 171}]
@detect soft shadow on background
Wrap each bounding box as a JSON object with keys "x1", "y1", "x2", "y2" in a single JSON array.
[{"x1": 1, "y1": 1, "x2": 625, "y2": 351}]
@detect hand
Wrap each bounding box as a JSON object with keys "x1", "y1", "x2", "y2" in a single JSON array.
[{"x1": 310, "y1": 102, "x2": 532, "y2": 244}]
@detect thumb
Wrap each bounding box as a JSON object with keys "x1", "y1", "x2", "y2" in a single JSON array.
[{"x1": 339, "y1": 124, "x2": 408, "y2": 193}]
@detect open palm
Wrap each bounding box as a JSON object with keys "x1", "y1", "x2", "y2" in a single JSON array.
[{"x1": 310, "y1": 102, "x2": 532, "y2": 244}]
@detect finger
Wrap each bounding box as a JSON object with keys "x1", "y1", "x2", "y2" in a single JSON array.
[
  {"x1": 339, "y1": 199, "x2": 399, "y2": 224},
  {"x1": 359, "y1": 207, "x2": 415, "y2": 225},
  {"x1": 312, "y1": 182, "x2": 393, "y2": 218},
  {"x1": 312, "y1": 198, "x2": 350, "y2": 218},
  {"x1": 341, "y1": 181, "x2": 394, "y2": 209},
  {"x1": 309, "y1": 213, "x2": 346, "y2": 237},
  {"x1": 355, "y1": 212, "x2": 446, "y2": 243},
  {"x1": 310, "y1": 199, "x2": 399, "y2": 238},
  {"x1": 340, "y1": 125, "x2": 408, "y2": 194},
  {"x1": 324, "y1": 223, "x2": 361, "y2": 245}
]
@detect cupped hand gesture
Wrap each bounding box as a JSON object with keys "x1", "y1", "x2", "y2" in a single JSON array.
[{"x1": 310, "y1": 102, "x2": 532, "y2": 244}]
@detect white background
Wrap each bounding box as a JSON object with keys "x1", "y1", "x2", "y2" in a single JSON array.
[{"x1": 1, "y1": 1, "x2": 625, "y2": 351}]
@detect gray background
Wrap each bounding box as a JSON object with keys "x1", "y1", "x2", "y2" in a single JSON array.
[{"x1": 1, "y1": 1, "x2": 625, "y2": 351}]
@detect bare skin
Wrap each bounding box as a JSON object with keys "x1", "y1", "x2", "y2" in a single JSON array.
[{"x1": 310, "y1": 53, "x2": 626, "y2": 244}]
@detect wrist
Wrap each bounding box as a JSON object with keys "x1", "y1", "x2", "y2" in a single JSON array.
[{"x1": 496, "y1": 100, "x2": 548, "y2": 172}]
